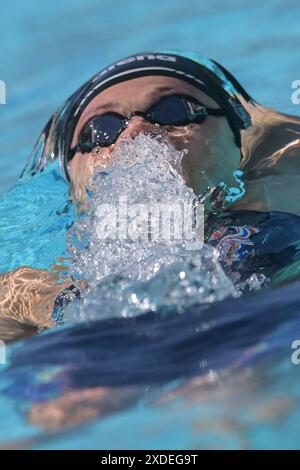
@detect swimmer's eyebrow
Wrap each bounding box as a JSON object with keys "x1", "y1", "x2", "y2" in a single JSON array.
[
  {"x1": 86, "y1": 101, "x2": 119, "y2": 115},
  {"x1": 145, "y1": 86, "x2": 220, "y2": 108},
  {"x1": 85, "y1": 88, "x2": 179, "y2": 115},
  {"x1": 145, "y1": 86, "x2": 191, "y2": 102},
  {"x1": 148, "y1": 85, "x2": 181, "y2": 94}
]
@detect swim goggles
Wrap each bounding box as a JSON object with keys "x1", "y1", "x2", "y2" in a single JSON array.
[{"x1": 68, "y1": 94, "x2": 225, "y2": 161}]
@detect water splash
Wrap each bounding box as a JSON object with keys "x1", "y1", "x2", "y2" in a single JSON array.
[{"x1": 66, "y1": 134, "x2": 239, "y2": 323}]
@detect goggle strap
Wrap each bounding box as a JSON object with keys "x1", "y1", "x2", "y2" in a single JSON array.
[{"x1": 206, "y1": 107, "x2": 226, "y2": 117}]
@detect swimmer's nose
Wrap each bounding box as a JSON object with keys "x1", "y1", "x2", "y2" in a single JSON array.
[{"x1": 117, "y1": 116, "x2": 157, "y2": 142}]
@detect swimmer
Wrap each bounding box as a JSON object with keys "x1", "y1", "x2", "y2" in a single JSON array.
[{"x1": 1, "y1": 50, "x2": 300, "y2": 342}]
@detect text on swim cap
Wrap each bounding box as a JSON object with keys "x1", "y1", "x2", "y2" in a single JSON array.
[{"x1": 98, "y1": 55, "x2": 177, "y2": 77}]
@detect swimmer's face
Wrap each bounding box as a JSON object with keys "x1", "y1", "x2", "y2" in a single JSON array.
[{"x1": 68, "y1": 76, "x2": 241, "y2": 205}]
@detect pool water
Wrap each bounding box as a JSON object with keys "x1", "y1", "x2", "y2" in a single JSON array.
[{"x1": 1, "y1": 0, "x2": 300, "y2": 450}]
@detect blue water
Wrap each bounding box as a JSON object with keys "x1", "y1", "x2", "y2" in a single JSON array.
[{"x1": 1, "y1": 0, "x2": 300, "y2": 449}]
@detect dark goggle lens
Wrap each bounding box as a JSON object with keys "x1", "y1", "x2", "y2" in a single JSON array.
[
  {"x1": 149, "y1": 95, "x2": 205, "y2": 126},
  {"x1": 79, "y1": 114, "x2": 124, "y2": 151}
]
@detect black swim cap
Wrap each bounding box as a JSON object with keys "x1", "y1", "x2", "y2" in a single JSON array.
[{"x1": 22, "y1": 50, "x2": 253, "y2": 182}]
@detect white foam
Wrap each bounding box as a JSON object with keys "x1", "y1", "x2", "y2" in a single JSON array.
[{"x1": 66, "y1": 134, "x2": 238, "y2": 322}]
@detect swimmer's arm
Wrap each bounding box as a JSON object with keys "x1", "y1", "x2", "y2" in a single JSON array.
[
  {"x1": 0, "y1": 267, "x2": 70, "y2": 343},
  {"x1": 0, "y1": 315, "x2": 37, "y2": 344}
]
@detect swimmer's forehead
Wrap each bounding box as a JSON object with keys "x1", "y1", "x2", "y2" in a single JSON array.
[{"x1": 71, "y1": 76, "x2": 220, "y2": 147}]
